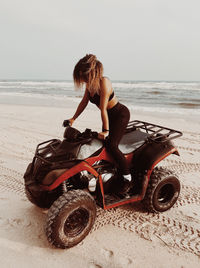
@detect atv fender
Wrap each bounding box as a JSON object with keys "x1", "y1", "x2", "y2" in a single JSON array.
[
  {"x1": 132, "y1": 139, "x2": 179, "y2": 199},
  {"x1": 132, "y1": 139, "x2": 179, "y2": 173},
  {"x1": 41, "y1": 160, "x2": 98, "y2": 191}
]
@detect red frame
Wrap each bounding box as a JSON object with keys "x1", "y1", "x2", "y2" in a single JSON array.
[{"x1": 41, "y1": 147, "x2": 178, "y2": 210}]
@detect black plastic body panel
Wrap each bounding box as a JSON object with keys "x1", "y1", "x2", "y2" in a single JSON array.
[{"x1": 131, "y1": 139, "x2": 176, "y2": 172}]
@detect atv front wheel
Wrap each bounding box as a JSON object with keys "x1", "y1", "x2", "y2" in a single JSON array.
[
  {"x1": 45, "y1": 190, "x2": 96, "y2": 248},
  {"x1": 143, "y1": 167, "x2": 180, "y2": 213}
]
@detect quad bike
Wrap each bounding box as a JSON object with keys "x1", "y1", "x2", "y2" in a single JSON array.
[{"x1": 24, "y1": 120, "x2": 182, "y2": 248}]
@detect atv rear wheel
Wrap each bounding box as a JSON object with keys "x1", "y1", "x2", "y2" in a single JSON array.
[
  {"x1": 46, "y1": 190, "x2": 96, "y2": 248},
  {"x1": 143, "y1": 167, "x2": 180, "y2": 213}
]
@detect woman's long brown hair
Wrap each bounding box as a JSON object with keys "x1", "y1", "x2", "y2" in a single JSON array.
[{"x1": 73, "y1": 54, "x2": 103, "y2": 94}]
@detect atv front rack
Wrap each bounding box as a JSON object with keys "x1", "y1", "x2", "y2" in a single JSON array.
[
  {"x1": 34, "y1": 139, "x2": 61, "y2": 164},
  {"x1": 126, "y1": 120, "x2": 183, "y2": 142}
]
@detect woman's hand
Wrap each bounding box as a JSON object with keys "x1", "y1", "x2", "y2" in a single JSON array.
[
  {"x1": 68, "y1": 118, "x2": 75, "y2": 126},
  {"x1": 98, "y1": 131, "x2": 109, "y2": 140}
]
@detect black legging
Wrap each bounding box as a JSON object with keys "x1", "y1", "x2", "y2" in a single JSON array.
[{"x1": 105, "y1": 102, "x2": 130, "y2": 175}]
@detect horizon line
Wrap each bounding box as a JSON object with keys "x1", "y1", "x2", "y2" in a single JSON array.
[{"x1": 0, "y1": 78, "x2": 200, "y2": 83}]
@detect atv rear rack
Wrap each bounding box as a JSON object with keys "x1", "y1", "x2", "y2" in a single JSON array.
[{"x1": 126, "y1": 120, "x2": 182, "y2": 142}]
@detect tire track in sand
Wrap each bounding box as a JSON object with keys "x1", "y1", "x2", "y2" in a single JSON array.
[
  {"x1": 93, "y1": 207, "x2": 200, "y2": 256},
  {"x1": 160, "y1": 159, "x2": 200, "y2": 174},
  {"x1": 0, "y1": 166, "x2": 25, "y2": 197},
  {"x1": 177, "y1": 145, "x2": 200, "y2": 153}
]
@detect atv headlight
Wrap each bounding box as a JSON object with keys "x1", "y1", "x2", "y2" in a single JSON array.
[{"x1": 45, "y1": 152, "x2": 53, "y2": 158}]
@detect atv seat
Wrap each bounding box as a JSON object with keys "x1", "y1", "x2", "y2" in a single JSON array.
[
  {"x1": 77, "y1": 129, "x2": 150, "y2": 159},
  {"x1": 119, "y1": 129, "x2": 149, "y2": 154}
]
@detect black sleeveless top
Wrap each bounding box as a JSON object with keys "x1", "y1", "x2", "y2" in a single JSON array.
[{"x1": 89, "y1": 91, "x2": 114, "y2": 106}]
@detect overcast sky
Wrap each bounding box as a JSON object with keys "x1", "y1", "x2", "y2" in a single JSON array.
[{"x1": 0, "y1": 0, "x2": 200, "y2": 81}]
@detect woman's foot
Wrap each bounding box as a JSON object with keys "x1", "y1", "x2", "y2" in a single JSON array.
[
  {"x1": 119, "y1": 174, "x2": 132, "y2": 195},
  {"x1": 120, "y1": 180, "x2": 132, "y2": 195}
]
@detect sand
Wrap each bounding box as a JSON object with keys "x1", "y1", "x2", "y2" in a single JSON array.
[{"x1": 0, "y1": 101, "x2": 200, "y2": 268}]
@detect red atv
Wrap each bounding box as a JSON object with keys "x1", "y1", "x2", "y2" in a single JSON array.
[{"x1": 24, "y1": 120, "x2": 182, "y2": 248}]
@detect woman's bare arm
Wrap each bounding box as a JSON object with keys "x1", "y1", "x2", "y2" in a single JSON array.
[{"x1": 69, "y1": 89, "x2": 89, "y2": 125}]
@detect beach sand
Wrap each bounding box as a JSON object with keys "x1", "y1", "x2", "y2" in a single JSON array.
[{"x1": 0, "y1": 101, "x2": 200, "y2": 268}]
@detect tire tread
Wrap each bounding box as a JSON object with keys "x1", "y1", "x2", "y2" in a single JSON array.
[
  {"x1": 46, "y1": 190, "x2": 96, "y2": 248},
  {"x1": 143, "y1": 167, "x2": 180, "y2": 213}
]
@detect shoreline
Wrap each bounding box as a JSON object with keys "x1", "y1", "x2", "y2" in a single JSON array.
[
  {"x1": 1, "y1": 79, "x2": 200, "y2": 121},
  {"x1": 1, "y1": 98, "x2": 200, "y2": 128}
]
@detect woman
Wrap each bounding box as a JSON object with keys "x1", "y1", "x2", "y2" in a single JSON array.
[{"x1": 68, "y1": 54, "x2": 133, "y2": 193}]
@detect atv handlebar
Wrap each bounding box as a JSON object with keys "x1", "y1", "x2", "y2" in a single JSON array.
[
  {"x1": 63, "y1": 122, "x2": 99, "y2": 142},
  {"x1": 82, "y1": 128, "x2": 98, "y2": 139},
  {"x1": 63, "y1": 120, "x2": 70, "y2": 127}
]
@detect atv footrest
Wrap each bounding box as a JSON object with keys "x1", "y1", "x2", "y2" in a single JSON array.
[
  {"x1": 104, "y1": 194, "x2": 121, "y2": 205},
  {"x1": 104, "y1": 193, "x2": 140, "y2": 207}
]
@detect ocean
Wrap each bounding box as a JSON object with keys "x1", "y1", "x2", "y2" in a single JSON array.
[{"x1": 0, "y1": 80, "x2": 200, "y2": 117}]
